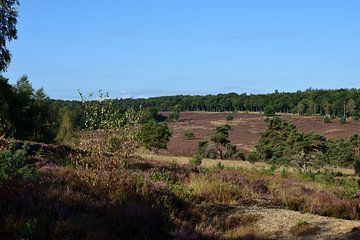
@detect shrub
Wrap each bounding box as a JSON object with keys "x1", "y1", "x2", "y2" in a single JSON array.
[
  {"x1": 263, "y1": 105, "x2": 275, "y2": 117},
  {"x1": 0, "y1": 143, "x2": 34, "y2": 182},
  {"x1": 183, "y1": 130, "x2": 195, "y2": 140},
  {"x1": 323, "y1": 116, "x2": 332, "y2": 123},
  {"x1": 339, "y1": 116, "x2": 347, "y2": 124},
  {"x1": 55, "y1": 106, "x2": 79, "y2": 145},
  {"x1": 225, "y1": 115, "x2": 233, "y2": 121},
  {"x1": 354, "y1": 157, "x2": 360, "y2": 177},
  {"x1": 246, "y1": 151, "x2": 258, "y2": 163},
  {"x1": 138, "y1": 121, "x2": 172, "y2": 153},
  {"x1": 107, "y1": 137, "x2": 121, "y2": 152},
  {"x1": 189, "y1": 152, "x2": 202, "y2": 168}
]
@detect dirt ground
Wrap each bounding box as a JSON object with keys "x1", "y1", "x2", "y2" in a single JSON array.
[
  {"x1": 234, "y1": 205, "x2": 360, "y2": 240},
  {"x1": 163, "y1": 112, "x2": 360, "y2": 157}
]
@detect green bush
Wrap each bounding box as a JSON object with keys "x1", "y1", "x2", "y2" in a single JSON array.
[
  {"x1": 339, "y1": 116, "x2": 347, "y2": 124},
  {"x1": 189, "y1": 152, "x2": 202, "y2": 168},
  {"x1": 138, "y1": 121, "x2": 172, "y2": 153},
  {"x1": 354, "y1": 157, "x2": 360, "y2": 177},
  {"x1": 225, "y1": 115, "x2": 234, "y2": 121},
  {"x1": 246, "y1": 151, "x2": 258, "y2": 163},
  {"x1": 183, "y1": 130, "x2": 195, "y2": 140},
  {"x1": 0, "y1": 144, "x2": 34, "y2": 182},
  {"x1": 107, "y1": 137, "x2": 122, "y2": 152},
  {"x1": 323, "y1": 116, "x2": 332, "y2": 123},
  {"x1": 263, "y1": 105, "x2": 276, "y2": 117}
]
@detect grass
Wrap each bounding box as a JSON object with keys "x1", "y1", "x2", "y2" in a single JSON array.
[
  {"x1": 1, "y1": 140, "x2": 359, "y2": 239},
  {"x1": 289, "y1": 220, "x2": 321, "y2": 237}
]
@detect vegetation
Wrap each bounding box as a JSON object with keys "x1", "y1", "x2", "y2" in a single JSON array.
[
  {"x1": 183, "y1": 130, "x2": 195, "y2": 140},
  {"x1": 225, "y1": 114, "x2": 233, "y2": 121},
  {"x1": 256, "y1": 117, "x2": 360, "y2": 169},
  {"x1": 138, "y1": 121, "x2": 171, "y2": 153},
  {"x1": 0, "y1": 0, "x2": 19, "y2": 72},
  {"x1": 263, "y1": 105, "x2": 276, "y2": 117},
  {"x1": 0, "y1": 142, "x2": 34, "y2": 182},
  {"x1": 0, "y1": 76, "x2": 58, "y2": 142},
  {"x1": 189, "y1": 152, "x2": 202, "y2": 168}
]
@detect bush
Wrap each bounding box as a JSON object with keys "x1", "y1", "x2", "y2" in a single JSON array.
[
  {"x1": 225, "y1": 115, "x2": 233, "y2": 121},
  {"x1": 339, "y1": 116, "x2": 347, "y2": 124},
  {"x1": 263, "y1": 105, "x2": 276, "y2": 117},
  {"x1": 138, "y1": 121, "x2": 172, "y2": 153},
  {"x1": 323, "y1": 116, "x2": 332, "y2": 123},
  {"x1": 0, "y1": 143, "x2": 34, "y2": 182},
  {"x1": 246, "y1": 151, "x2": 258, "y2": 163},
  {"x1": 189, "y1": 152, "x2": 202, "y2": 168},
  {"x1": 183, "y1": 130, "x2": 195, "y2": 140},
  {"x1": 355, "y1": 157, "x2": 360, "y2": 177},
  {"x1": 107, "y1": 137, "x2": 121, "y2": 152}
]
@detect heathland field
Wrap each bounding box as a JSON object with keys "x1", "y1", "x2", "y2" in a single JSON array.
[{"x1": 163, "y1": 112, "x2": 360, "y2": 156}]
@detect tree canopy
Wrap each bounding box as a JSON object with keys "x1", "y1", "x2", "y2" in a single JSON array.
[
  {"x1": 0, "y1": 0, "x2": 19, "y2": 72},
  {"x1": 137, "y1": 121, "x2": 171, "y2": 153}
]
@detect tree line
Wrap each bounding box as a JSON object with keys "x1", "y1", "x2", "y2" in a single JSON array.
[{"x1": 53, "y1": 88, "x2": 360, "y2": 120}]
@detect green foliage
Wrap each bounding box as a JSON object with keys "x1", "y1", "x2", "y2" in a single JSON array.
[
  {"x1": 0, "y1": 143, "x2": 34, "y2": 182},
  {"x1": 0, "y1": 0, "x2": 19, "y2": 72},
  {"x1": 55, "y1": 106, "x2": 78, "y2": 144},
  {"x1": 143, "y1": 107, "x2": 167, "y2": 122},
  {"x1": 225, "y1": 114, "x2": 233, "y2": 121},
  {"x1": 246, "y1": 151, "x2": 258, "y2": 163},
  {"x1": 263, "y1": 105, "x2": 276, "y2": 117},
  {"x1": 325, "y1": 139, "x2": 354, "y2": 167},
  {"x1": 169, "y1": 105, "x2": 180, "y2": 121},
  {"x1": 0, "y1": 76, "x2": 57, "y2": 143},
  {"x1": 107, "y1": 137, "x2": 121, "y2": 153},
  {"x1": 183, "y1": 130, "x2": 195, "y2": 140},
  {"x1": 52, "y1": 89, "x2": 360, "y2": 123},
  {"x1": 354, "y1": 157, "x2": 360, "y2": 177},
  {"x1": 339, "y1": 116, "x2": 347, "y2": 124},
  {"x1": 189, "y1": 152, "x2": 202, "y2": 168},
  {"x1": 256, "y1": 117, "x2": 331, "y2": 168},
  {"x1": 323, "y1": 116, "x2": 332, "y2": 123},
  {"x1": 78, "y1": 91, "x2": 144, "y2": 169},
  {"x1": 210, "y1": 124, "x2": 232, "y2": 159},
  {"x1": 138, "y1": 121, "x2": 171, "y2": 153}
]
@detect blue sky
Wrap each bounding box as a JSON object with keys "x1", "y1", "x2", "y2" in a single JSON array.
[{"x1": 4, "y1": 0, "x2": 360, "y2": 99}]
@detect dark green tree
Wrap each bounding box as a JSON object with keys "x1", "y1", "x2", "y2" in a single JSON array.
[
  {"x1": 210, "y1": 124, "x2": 231, "y2": 159},
  {"x1": 263, "y1": 105, "x2": 276, "y2": 117},
  {"x1": 0, "y1": 0, "x2": 19, "y2": 72},
  {"x1": 138, "y1": 121, "x2": 171, "y2": 153}
]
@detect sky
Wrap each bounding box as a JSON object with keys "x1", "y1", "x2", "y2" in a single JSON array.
[{"x1": 3, "y1": 0, "x2": 360, "y2": 99}]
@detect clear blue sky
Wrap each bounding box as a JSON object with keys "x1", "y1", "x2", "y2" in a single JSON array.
[{"x1": 4, "y1": 0, "x2": 360, "y2": 99}]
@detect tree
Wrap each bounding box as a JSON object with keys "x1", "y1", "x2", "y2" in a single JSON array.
[
  {"x1": 169, "y1": 105, "x2": 180, "y2": 121},
  {"x1": 210, "y1": 124, "x2": 231, "y2": 159},
  {"x1": 346, "y1": 99, "x2": 356, "y2": 118},
  {"x1": 55, "y1": 106, "x2": 78, "y2": 144},
  {"x1": 138, "y1": 121, "x2": 171, "y2": 153},
  {"x1": 189, "y1": 152, "x2": 202, "y2": 169},
  {"x1": 297, "y1": 102, "x2": 305, "y2": 115},
  {"x1": 263, "y1": 105, "x2": 275, "y2": 117},
  {"x1": 0, "y1": 0, "x2": 19, "y2": 72}
]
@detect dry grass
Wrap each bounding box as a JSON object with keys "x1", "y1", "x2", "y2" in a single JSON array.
[
  {"x1": 138, "y1": 152, "x2": 269, "y2": 169},
  {"x1": 289, "y1": 220, "x2": 321, "y2": 236}
]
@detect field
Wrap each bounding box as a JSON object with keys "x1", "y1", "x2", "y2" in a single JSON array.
[{"x1": 164, "y1": 112, "x2": 360, "y2": 156}]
